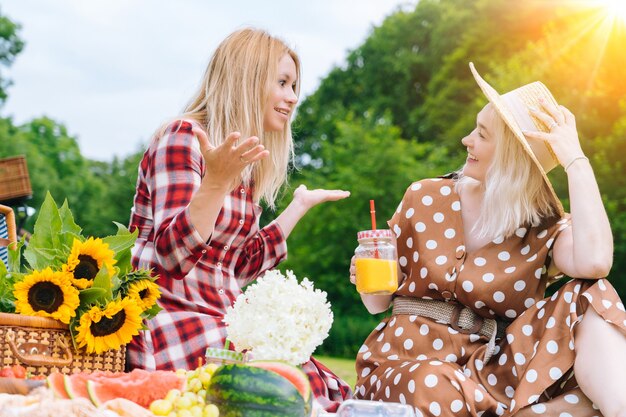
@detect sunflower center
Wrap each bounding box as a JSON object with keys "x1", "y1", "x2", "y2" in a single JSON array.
[
  {"x1": 28, "y1": 282, "x2": 64, "y2": 313},
  {"x1": 90, "y1": 310, "x2": 126, "y2": 337},
  {"x1": 139, "y1": 289, "x2": 148, "y2": 299},
  {"x1": 74, "y1": 255, "x2": 100, "y2": 280}
]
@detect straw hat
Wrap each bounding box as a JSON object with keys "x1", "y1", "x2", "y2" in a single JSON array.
[{"x1": 469, "y1": 62, "x2": 565, "y2": 217}]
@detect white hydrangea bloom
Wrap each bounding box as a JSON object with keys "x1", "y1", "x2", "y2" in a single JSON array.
[{"x1": 223, "y1": 269, "x2": 334, "y2": 366}]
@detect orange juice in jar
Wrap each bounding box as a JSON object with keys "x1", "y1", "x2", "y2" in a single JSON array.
[{"x1": 354, "y1": 229, "x2": 398, "y2": 295}]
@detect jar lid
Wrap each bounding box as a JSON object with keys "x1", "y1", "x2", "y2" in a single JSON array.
[{"x1": 357, "y1": 229, "x2": 393, "y2": 240}]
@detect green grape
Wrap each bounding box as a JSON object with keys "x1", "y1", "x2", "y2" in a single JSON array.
[
  {"x1": 189, "y1": 405, "x2": 204, "y2": 417},
  {"x1": 203, "y1": 404, "x2": 220, "y2": 417},
  {"x1": 165, "y1": 389, "x2": 182, "y2": 402},
  {"x1": 175, "y1": 395, "x2": 194, "y2": 410},
  {"x1": 177, "y1": 410, "x2": 193, "y2": 417},
  {"x1": 149, "y1": 399, "x2": 174, "y2": 416}
]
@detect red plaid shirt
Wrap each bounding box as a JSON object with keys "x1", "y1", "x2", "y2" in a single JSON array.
[{"x1": 127, "y1": 120, "x2": 351, "y2": 411}]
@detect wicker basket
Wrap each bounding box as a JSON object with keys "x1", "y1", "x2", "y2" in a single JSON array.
[
  {"x1": 0, "y1": 312, "x2": 126, "y2": 376},
  {"x1": 0, "y1": 156, "x2": 32, "y2": 201}
]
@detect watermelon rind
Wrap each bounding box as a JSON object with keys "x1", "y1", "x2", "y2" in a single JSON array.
[
  {"x1": 207, "y1": 363, "x2": 310, "y2": 417},
  {"x1": 247, "y1": 360, "x2": 311, "y2": 403},
  {"x1": 46, "y1": 372, "x2": 70, "y2": 399}
]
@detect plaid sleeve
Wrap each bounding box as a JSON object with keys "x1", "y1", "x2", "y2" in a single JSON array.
[
  {"x1": 149, "y1": 121, "x2": 209, "y2": 279},
  {"x1": 233, "y1": 221, "x2": 287, "y2": 286}
]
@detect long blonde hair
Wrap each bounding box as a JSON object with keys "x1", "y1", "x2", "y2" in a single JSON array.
[
  {"x1": 165, "y1": 28, "x2": 300, "y2": 209},
  {"x1": 457, "y1": 112, "x2": 558, "y2": 240}
]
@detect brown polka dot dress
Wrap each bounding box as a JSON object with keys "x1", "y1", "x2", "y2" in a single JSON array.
[{"x1": 355, "y1": 177, "x2": 626, "y2": 416}]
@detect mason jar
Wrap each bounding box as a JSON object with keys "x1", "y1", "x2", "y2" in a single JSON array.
[{"x1": 354, "y1": 229, "x2": 398, "y2": 295}]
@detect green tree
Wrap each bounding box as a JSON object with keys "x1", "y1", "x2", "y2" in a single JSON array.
[{"x1": 0, "y1": 7, "x2": 24, "y2": 106}]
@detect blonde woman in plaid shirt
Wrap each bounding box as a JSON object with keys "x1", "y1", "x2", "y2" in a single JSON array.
[{"x1": 127, "y1": 28, "x2": 351, "y2": 412}]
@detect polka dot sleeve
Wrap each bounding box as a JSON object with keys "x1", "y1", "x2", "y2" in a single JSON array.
[
  {"x1": 387, "y1": 181, "x2": 424, "y2": 277},
  {"x1": 544, "y1": 214, "x2": 572, "y2": 283}
]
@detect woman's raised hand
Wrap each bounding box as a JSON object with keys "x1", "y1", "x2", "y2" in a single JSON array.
[
  {"x1": 292, "y1": 184, "x2": 351, "y2": 211},
  {"x1": 524, "y1": 99, "x2": 586, "y2": 170},
  {"x1": 192, "y1": 127, "x2": 270, "y2": 189}
]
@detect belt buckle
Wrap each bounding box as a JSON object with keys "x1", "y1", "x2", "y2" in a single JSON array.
[{"x1": 449, "y1": 303, "x2": 483, "y2": 335}]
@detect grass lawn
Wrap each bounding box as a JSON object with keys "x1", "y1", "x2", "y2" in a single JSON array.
[{"x1": 316, "y1": 355, "x2": 357, "y2": 389}]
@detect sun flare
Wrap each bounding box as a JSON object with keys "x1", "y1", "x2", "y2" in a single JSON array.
[{"x1": 598, "y1": 0, "x2": 626, "y2": 23}]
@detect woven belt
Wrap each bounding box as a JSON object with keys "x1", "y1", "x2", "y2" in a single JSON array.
[{"x1": 392, "y1": 297, "x2": 510, "y2": 363}]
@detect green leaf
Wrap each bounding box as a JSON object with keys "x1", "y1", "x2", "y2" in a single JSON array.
[
  {"x1": 91, "y1": 265, "x2": 113, "y2": 300},
  {"x1": 7, "y1": 237, "x2": 25, "y2": 273},
  {"x1": 141, "y1": 303, "x2": 162, "y2": 320},
  {"x1": 78, "y1": 287, "x2": 107, "y2": 307},
  {"x1": 23, "y1": 193, "x2": 64, "y2": 270},
  {"x1": 103, "y1": 223, "x2": 137, "y2": 275}
]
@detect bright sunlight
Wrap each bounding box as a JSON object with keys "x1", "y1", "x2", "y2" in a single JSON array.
[{"x1": 598, "y1": 0, "x2": 626, "y2": 23}]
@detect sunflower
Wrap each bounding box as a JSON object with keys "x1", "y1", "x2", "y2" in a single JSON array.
[
  {"x1": 65, "y1": 237, "x2": 117, "y2": 289},
  {"x1": 126, "y1": 279, "x2": 161, "y2": 312},
  {"x1": 75, "y1": 297, "x2": 143, "y2": 354},
  {"x1": 13, "y1": 268, "x2": 80, "y2": 324}
]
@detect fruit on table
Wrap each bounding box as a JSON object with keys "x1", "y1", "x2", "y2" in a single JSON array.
[
  {"x1": 0, "y1": 364, "x2": 27, "y2": 379},
  {"x1": 206, "y1": 362, "x2": 312, "y2": 417}
]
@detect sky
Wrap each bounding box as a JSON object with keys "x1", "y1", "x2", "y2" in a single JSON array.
[{"x1": 1, "y1": 0, "x2": 414, "y2": 161}]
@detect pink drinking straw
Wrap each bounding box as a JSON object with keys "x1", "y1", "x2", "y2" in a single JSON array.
[{"x1": 370, "y1": 200, "x2": 380, "y2": 258}]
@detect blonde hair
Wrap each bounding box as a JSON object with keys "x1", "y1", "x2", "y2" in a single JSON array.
[
  {"x1": 457, "y1": 113, "x2": 558, "y2": 240},
  {"x1": 162, "y1": 28, "x2": 300, "y2": 209}
]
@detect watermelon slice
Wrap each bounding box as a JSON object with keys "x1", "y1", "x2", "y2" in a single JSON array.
[
  {"x1": 47, "y1": 372, "x2": 70, "y2": 399},
  {"x1": 248, "y1": 360, "x2": 312, "y2": 403},
  {"x1": 87, "y1": 369, "x2": 185, "y2": 408},
  {"x1": 64, "y1": 370, "x2": 119, "y2": 399}
]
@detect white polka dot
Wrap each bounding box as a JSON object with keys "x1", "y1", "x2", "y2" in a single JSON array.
[
  {"x1": 493, "y1": 235, "x2": 505, "y2": 244},
  {"x1": 498, "y1": 251, "x2": 511, "y2": 261},
  {"x1": 398, "y1": 393, "x2": 406, "y2": 404},
  {"x1": 462, "y1": 281, "x2": 474, "y2": 292},
  {"x1": 412, "y1": 251, "x2": 419, "y2": 263},
  {"x1": 408, "y1": 282, "x2": 416, "y2": 292},
  {"x1": 559, "y1": 413, "x2": 573, "y2": 417},
  {"x1": 411, "y1": 182, "x2": 422, "y2": 191},
  {"x1": 514, "y1": 353, "x2": 526, "y2": 365},
  {"x1": 564, "y1": 292, "x2": 573, "y2": 303},
  {"x1": 433, "y1": 339, "x2": 444, "y2": 350},
  {"x1": 474, "y1": 257, "x2": 487, "y2": 266},
  {"x1": 546, "y1": 238, "x2": 554, "y2": 248},
  {"x1": 420, "y1": 267, "x2": 428, "y2": 278},
  {"x1": 526, "y1": 369, "x2": 538, "y2": 383},
  {"x1": 546, "y1": 317, "x2": 556, "y2": 328},
  {"x1": 358, "y1": 344, "x2": 369, "y2": 353},
  {"x1": 527, "y1": 254, "x2": 538, "y2": 262},
  {"x1": 522, "y1": 325, "x2": 533, "y2": 336},
  {"x1": 514, "y1": 280, "x2": 526, "y2": 291},
  {"x1": 469, "y1": 334, "x2": 480, "y2": 342},
  {"x1": 531, "y1": 404, "x2": 546, "y2": 414},
  {"x1": 408, "y1": 380, "x2": 415, "y2": 393},
  {"x1": 525, "y1": 298, "x2": 536, "y2": 308},
  {"x1": 603, "y1": 299, "x2": 613, "y2": 309},
  {"x1": 405, "y1": 208, "x2": 415, "y2": 218},
  {"x1": 361, "y1": 367, "x2": 371, "y2": 377},
  {"x1": 505, "y1": 386, "x2": 515, "y2": 398},
  {"x1": 451, "y1": 201, "x2": 461, "y2": 211},
  {"x1": 393, "y1": 224, "x2": 401, "y2": 238},
  {"x1": 362, "y1": 352, "x2": 371, "y2": 360},
  {"x1": 424, "y1": 374, "x2": 438, "y2": 387},
  {"x1": 550, "y1": 367, "x2": 563, "y2": 380},
  {"x1": 429, "y1": 402, "x2": 441, "y2": 416},
  {"x1": 498, "y1": 354, "x2": 508, "y2": 366},
  {"x1": 505, "y1": 266, "x2": 517, "y2": 273},
  {"x1": 521, "y1": 245, "x2": 531, "y2": 255},
  {"x1": 475, "y1": 301, "x2": 486, "y2": 309},
  {"x1": 394, "y1": 327, "x2": 404, "y2": 337},
  {"x1": 385, "y1": 386, "x2": 390, "y2": 398},
  {"x1": 435, "y1": 256, "x2": 447, "y2": 265},
  {"x1": 534, "y1": 268, "x2": 542, "y2": 279},
  {"x1": 564, "y1": 394, "x2": 579, "y2": 404},
  {"x1": 475, "y1": 389, "x2": 484, "y2": 402},
  {"x1": 404, "y1": 339, "x2": 413, "y2": 350},
  {"x1": 515, "y1": 228, "x2": 527, "y2": 237},
  {"x1": 393, "y1": 373, "x2": 402, "y2": 385},
  {"x1": 450, "y1": 400, "x2": 463, "y2": 412},
  {"x1": 406, "y1": 237, "x2": 413, "y2": 248},
  {"x1": 537, "y1": 308, "x2": 545, "y2": 319},
  {"x1": 399, "y1": 256, "x2": 407, "y2": 267},
  {"x1": 482, "y1": 273, "x2": 494, "y2": 282},
  {"x1": 445, "y1": 353, "x2": 458, "y2": 362},
  {"x1": 420, "y1": 324, "x2": 430, "y2": 335},
  {"x1": 537, "y1": 229, "x2": 548, "y2": 239},
  {"x1": 440, "y1": 186, "x2": 451, "y2": 196},
  {"x1": 546, "y1": 341, "x2": 558, "y2": 354},
  {"x1": 487, "y1": 374, "x2": 497, "y2": 386},
  {"x1": 474, "y1": 359, "x2": 484, "y2": 371},
  {"x1": 415, "y1": 222, "x2": 426, "y2": 232},
  {"x1": 505, "y1": 309, "x2": 517, "y2": 319},
  {"x1": 426, "y1": 240, "x2": 438, "y2": 249},
  {"x1": 444, "y1": 228, "x2": 456, "y2": 239},
  {"x1": 493, "y1": 292, "x2": 505, "y2": 303},
  {"x1": 422, "y1": 195, "x2": 433, "y2": 206},
  {"x1": 381, "y1": 343, "x2": 391, "y2": 353},
  {"x1": 599, "y1": 279, "x2": 607, "y2": 291},
  {"x1": 433, "y1": 212, "x2": 444, "y2": 223}
]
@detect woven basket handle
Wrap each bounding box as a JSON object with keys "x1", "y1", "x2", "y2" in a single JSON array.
[{"x1": 6, "y1": 329, "x2": 73, "y2": 367}]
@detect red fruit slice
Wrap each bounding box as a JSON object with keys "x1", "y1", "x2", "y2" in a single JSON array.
[{"x1": 46, "y1": 372, "x2": 70, "y2": 399}]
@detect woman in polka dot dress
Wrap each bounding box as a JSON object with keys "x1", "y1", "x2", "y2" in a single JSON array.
[{"x1": 352, "y1": 63, "x2": 626, "y2": 417}]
